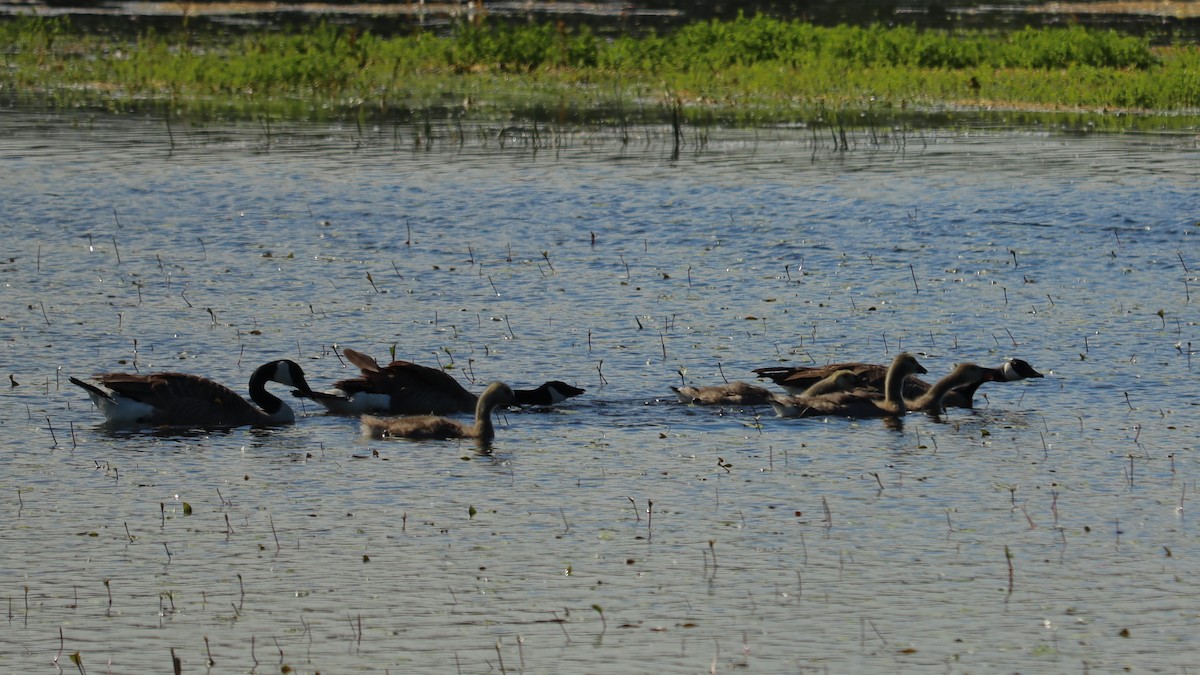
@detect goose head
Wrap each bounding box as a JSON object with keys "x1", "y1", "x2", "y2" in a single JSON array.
[
  {"x1": 249, "y1": 360, "x2": 314, "y2": 421},
  {"x1": 270, "y1": 360, "x2": 314, "y2": 394},
  {"x1": 514, "y1": 381, "x2": 585, "y2": 406},
  {"x1": 479, "y1": 381, "x2": 517, "y2": 410},
  {"x1": 999, "y1": 358, "x2": 1044, "y2": 382},
  {"x1": 896, "y1": 353, "x2": 928, "y2": 376}
]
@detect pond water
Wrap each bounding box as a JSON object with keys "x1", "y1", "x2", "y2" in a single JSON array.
[{"x1": 1, "y1": 110, "x2": 1198, "y2": 673}]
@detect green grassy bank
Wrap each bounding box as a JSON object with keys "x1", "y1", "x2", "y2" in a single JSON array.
[{"x1": 2, "y1": 14, "x2": 1198, "y2": 128}]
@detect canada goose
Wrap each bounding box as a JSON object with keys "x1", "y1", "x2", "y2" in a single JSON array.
[
  {"x1": 797, "y1": 369, "x2": 860, "y2": 397},
  {"x1": 948, "y1": 358, "x2": 1044, "y2": 408},
  {"x1": 671, "y1": 368, "x2": 859, "y2": 407},
  {"x1": 671, "y1": 381, "x2": 774, "y2": 406},
  {"x1": 754, "y1": 357, "x2": 1042, "y2": 409},
  {"x1": 770, "y1": 353, "x2": 927, "y2": 419},
  {"x1": 360, "y1": 381, "x2": 516, "y2": 443},
  {"x1": 70, "y1": 360, "x2": 313, "y2": 427},
  {"x1": 296, "y1": 348, "x2": 583, "y2": 415},
  {"x1": 512, "y1": 381, "x2": 587, "y2": 406}
]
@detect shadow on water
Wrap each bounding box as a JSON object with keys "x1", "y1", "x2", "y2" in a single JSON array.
[{"x1": 89, "y1": 421, "x2": 294, "y2": 440}]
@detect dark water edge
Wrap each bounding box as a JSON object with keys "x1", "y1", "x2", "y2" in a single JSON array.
[
  {"x1": 4, "y1": 89, "x2": 1197, "y2": 138},
  {"x1": 7, "y1": 0, "x2": 1200, "y2": 42}
]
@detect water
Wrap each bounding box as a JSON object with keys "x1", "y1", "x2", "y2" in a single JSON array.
[{"x1": 1, "y1": 110, "x2": 1198, "y2": 673}]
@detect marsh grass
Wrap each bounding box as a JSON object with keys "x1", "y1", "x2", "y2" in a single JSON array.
[{"x1": 2, "y1": 14, "x2": 1198, "y2": 127}]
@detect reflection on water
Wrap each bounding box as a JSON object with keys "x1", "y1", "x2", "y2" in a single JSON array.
[{"x1": 1, "y1": 110, "x2": 1198, "y2": 672}]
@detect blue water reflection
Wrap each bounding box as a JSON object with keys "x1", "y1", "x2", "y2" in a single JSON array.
[{"x1": 1, "y1": 112, "x2": 1197, "y2": 672}]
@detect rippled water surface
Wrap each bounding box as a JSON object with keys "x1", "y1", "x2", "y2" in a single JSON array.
[{"x1": 2, "y1": 111, "x2": 1198, "y2": 673}]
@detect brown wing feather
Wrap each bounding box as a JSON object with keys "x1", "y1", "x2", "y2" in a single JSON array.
[
  {"x1": 784, "y1": 363, "x2": 886, "y2": 389},
  {"x1": 343, "y1": 348, "x2": 382, "y2": 373},
  {"x1": 758, "y1": 362, "x2": 933, "y2": 398},
  {"x1": 377, "y1": 362, "x2": 476, "y2": 414},
  {"x1": 337, "y1": 349, "x2": 477, "y2": 414}
]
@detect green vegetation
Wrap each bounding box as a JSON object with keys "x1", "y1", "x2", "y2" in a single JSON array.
[{"x1": 1, "y1": 14, "x2": 1198, "y2": 127}]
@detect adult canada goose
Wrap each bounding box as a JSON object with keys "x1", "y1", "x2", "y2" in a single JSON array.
[
  {"x1": 360, "y1": 381, "x2": 516, "y2": 443},
  {"x1": 513, "y1": 381, "x2": 586, "y2": 407},
  {"x1": 70, "y1": 360, "x2": 313, "y2": 427},
  {"x1": 296, "y1": 348, "x2": 583, "y2": 415},
  {"x1": 671, "y1": 369, "x2": 859, "y2": 407},
  {"x1": 754, "y1": 357, "x2": 1042, "y2": 409},
  {"x1": 945, "y1": 359, "x2": 1044, "y2": 408},
  {"x1": 770, "y1": 353, "x2": 927, "y2": 419}
]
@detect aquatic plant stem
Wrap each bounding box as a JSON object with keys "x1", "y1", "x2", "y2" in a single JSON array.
[{"x1": 1005, "y1": 545, "x2": 1014, "y2": 594}]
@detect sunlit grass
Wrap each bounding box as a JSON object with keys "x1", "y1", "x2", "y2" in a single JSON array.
[{"x1": 1, "y1": 14, "x2": 1197, "y2": 126}]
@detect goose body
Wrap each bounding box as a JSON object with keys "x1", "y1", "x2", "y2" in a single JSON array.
[
  {"x1": 70, "y1": 360, "x2": 312, "y2": 427},
  {"x1": 770, "y1": 353, "x2": 927, "y2": 419},
  {"x1": 797, "y1": 369, "x2": 860, "y2": 397},
  {"x1": 297, "y1": 349, "x2": 583, "y2": 415},
  {"x1": 360, "y1": 381, "x2": 516, "y2": 443},
  {"x1": 904, "y1": 363, "x2": 996, "y2": 414},
  {"x1": 671, "y1": 381, "x2": 774, "y2": 406},
  {"x1": 671, "y1": 369, "x2": 859, "y2": 407},
  {"x1": 755, "y1": 357, "x2": 1042, "y2": 408}
]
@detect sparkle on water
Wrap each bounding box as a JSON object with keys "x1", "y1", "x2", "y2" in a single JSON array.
[{"x1": 1, "y1": 112, "x2": 1197, "y2": 672}]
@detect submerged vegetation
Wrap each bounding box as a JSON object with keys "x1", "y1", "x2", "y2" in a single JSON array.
[{"x1": 1, "y1": 14, "x2": 1198, "y2": 127}]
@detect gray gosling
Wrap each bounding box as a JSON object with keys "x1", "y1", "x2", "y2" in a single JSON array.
[
  {"x1": 671, "y1": 369, "x2": 859, "y2": 407},
  {"x1": 798, "y1": 369, "x2": 860, "y2": 397},
  {"x1": 770, "y1": 353, "x2": 927, "y2": 419},
  {"x1": 671, "y1": 381, "x2": 774, "y2": 406},
  {"x1": 755, "y1": 357, "x2": 1042, "y2": 409},
  {"x1": 360, "y1": 381, "x2": 516, "y2": 443}
]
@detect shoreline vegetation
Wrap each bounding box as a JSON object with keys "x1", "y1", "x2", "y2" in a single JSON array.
[{"x1": 2, "y1": 14, "x2": 1198, "y2": 131}]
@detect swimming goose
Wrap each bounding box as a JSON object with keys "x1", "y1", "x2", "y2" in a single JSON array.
[
  {"x1": 360, "y1": 381, "x2": 516, "y2": 443},
  {"x1": 945, "y1": 359, "x2": 1044, "y2": 408},
  {"x1": 754, "y1": 357, "x2": 1042, "y2": 409},
  {"x1": 770, "y1": 353, "x2": 927, "y2": 419},
  {"x1": 297, "y1": 348, "x2": 583, "y2": 415},
  {"x1": 512, "y1": 380, "x2": 587, "y2": 406},
  {"x1": 797, "y1": 369, "x2": 860, "y2": 397},
  {"x1": 70, "y1": 360, "x2": 313, "y2": 427},
  {"x1": 671, "y1": 369, "x2": 859, "y2": 407},
  {"x1": 904, "y1": 363, "x2": 996, "y2": 414},
  {"x1": 671, "y1": 381, "x2": 774, "y2": 406}
]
